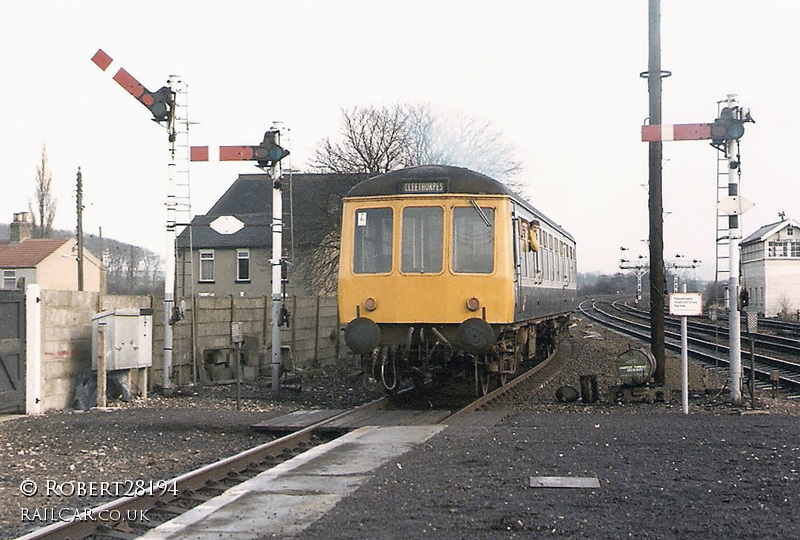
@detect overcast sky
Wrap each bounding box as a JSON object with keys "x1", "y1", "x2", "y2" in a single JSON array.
[{"x1": 2, "y1": 1, "x2": 798, "y2": 280}]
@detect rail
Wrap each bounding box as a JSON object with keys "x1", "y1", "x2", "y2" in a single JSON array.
[
  {"x1": 579, "y1": 299, "x2": 800, "y2": 397},
  {"x1": 16, "y1": 398, "x2": 389, "y2": 540}
]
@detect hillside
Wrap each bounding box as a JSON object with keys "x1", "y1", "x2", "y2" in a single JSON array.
[{"x1": 0, "y1": 224, "x2": 163, "y2": 295}]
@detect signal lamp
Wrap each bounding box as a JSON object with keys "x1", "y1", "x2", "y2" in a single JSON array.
[
  {"x1": 147, "y1": 86, "x2": 173, "y2": 123},
  {"x1": 466, "y1": 297, "x2": 480, "y2": 311},
  {"x1": 363, "y1": 297, "x2": 377, "y2": 311},
  {"x1": 253, "y1": 130, "x2": 290, "y2": 167},
  {"x1": 711, "y1": 107, "x2": 746, "y2": 145},
  {"x1": 738, "y1": 289, "x2": 750, "y2": 311}
]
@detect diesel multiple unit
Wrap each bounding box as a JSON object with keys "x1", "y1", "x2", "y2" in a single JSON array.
[{"x1": 338, "y1": 165, "x2": 576, "y2": 394}]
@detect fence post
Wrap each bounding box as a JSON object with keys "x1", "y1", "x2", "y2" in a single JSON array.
[
  {"x1": 291, "y1": 295, "x2": 297, "y2": 366},
  {"x1": 96, "y1": 324, "x2": 107, "y2": 408},
  {"x1": 314, "y1": 296, "x2": 321, "y2": 365}
]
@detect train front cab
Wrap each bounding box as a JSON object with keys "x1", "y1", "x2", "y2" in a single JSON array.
[{"x1": 338, "y1": 194, "x2": 515, "y2": 355}]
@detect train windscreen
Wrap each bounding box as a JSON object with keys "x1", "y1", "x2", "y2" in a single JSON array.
[
  {"x1": 452, "y1": 206, "x2": 494, "y2": 273},
  {"x1": 353, "y1": 208, "x2": 393, "y2": 274},
  {"x1": 401, "y1": 207, "x2": 443, "y2": 273}
]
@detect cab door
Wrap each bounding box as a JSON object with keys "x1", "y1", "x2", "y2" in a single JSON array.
[{"x1": 510, "y1": 202, "x2": 522, "y2": 307}]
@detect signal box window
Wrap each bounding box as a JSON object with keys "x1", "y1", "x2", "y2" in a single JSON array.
[
  {"x1": 199, "y1": 250, "x2": 215, "y2": 282},
  {"x1": 354, "y1": 208, "x2": 393, "y2": 273},
  {"x1": 402, "y1": 207, "x2": 443, "y2": 273},
  {"x1": 452, "y1": 207, "x2": 494, "y2": 273}
]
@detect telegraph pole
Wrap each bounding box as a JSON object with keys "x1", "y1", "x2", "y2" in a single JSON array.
[
  {"x1": 645, "y1": 0, "x2": 667, "y2": 384},
  {"x1": 76, "y1": 167, "x2": 84, "y2": 292}
]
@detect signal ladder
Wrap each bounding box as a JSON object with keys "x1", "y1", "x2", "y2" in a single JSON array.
[
  {"x1": 714, "y1": 97, "x2": 732, "y2": 314},
  {"x1": 167, "y1": 77, "x2": 195, "y2": 302}
]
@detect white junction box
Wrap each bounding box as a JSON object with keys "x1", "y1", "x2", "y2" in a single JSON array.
[{"x1": 92, "y1": 308, "x2": 153, "y2": 370}]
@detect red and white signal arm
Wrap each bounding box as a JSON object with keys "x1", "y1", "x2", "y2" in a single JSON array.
[
  {"x1": 669, "y1": 293, "x2": 703, "y2": 316},
  {"x1": 641, "y1": 124, "x2": 712, "y2": 142}
]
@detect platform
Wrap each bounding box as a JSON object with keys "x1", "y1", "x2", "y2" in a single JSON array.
[
  {"x1": 139, "y1": 424, "x2": 445, "y2": 539},
  {"x1": 251, "y1": 408, "x2": 452, "y2": 433}
]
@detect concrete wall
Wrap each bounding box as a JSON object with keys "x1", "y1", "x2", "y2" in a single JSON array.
[
  {"x1": 158, "y1": 295, "x2": 340, "y2": 387},
  {"x1": 38, "y1": 290, "x2": 97, "y2": 410},
  {"x1": 27, "y1": 290, "x2": 340, "y2": 412},
  {"x1": 33, "y1": 290, "x2": 150, "y2": 412}
]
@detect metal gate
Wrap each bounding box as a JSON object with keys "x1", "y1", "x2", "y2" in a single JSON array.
[{"x1": 0, "y1": 290, "x2": 25, "y2": 413}]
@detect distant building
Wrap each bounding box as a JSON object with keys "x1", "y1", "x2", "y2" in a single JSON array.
[
  {"x1": 740, "y1": 217, "x2": 800, "y2": 318},
  {"x1": 176, "y1": 173, "x2": 367, "y2": 299},
  {"x1": 0, "y1": 212, "x2": 105, "y2": 292}
]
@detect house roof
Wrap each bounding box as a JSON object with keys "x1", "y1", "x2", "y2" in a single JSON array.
[
  {"x1": 741, "y1": 218, "x2": 800, "y2": 245},
  {"x1": 177, "y1": 172, "x2": 369, "y2": 250},
  {"x1": 0, "y1": 238, "x2": 70, "y2": 268}
]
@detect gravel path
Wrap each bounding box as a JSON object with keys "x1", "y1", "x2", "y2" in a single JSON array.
[{"x1": 2, "y1": 315, "x2": 798, "y2": 539}]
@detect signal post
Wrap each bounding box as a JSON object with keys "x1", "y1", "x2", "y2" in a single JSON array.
[
  {"x1": 191, "y1": 131, "x2": 291, "y2": 398},
  {"x1": 92, "y1": 49, "x2": 186, "y2": 394},
  {"x1": 642, "y1": 96, "x2": 754, "y2": 404}
]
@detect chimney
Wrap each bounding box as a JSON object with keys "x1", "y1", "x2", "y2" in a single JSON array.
[{"x1": 10, "y1": 212, "x2": 32, "y2": 243}]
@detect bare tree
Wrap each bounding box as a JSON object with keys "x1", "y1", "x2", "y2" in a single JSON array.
[
  {"x1": 313, "y1": 104, "x2": 414, "y2": 174},
  {"x1": 87, "y1": 236, "x2": 163, "y2": 295},
  {"x1": 29, "y1": 144, "x2": 57, "y2": 238},
  {"x1": 312, "y1": 102, "x2": 522, "y2": 183},
  {"x1": 288, "y1": 174, "x2": 367, "y2": 296},
  {"x1": 419, "y1": 108, "x2": 523, "y2": 182},
  {"x1": 307, "y1": 228, "x2": 343, "y2": 295}
]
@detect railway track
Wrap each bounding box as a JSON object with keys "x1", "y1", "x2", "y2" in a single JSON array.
[
  {"x1": 17, "y1": 349, "x2": 560, "y2": 540},
  {"x1": 579, "y1": 299, "x2": 800, "y2": 397},
  {"x1": 614, "y1": 300, "x2": 800, "y2": 357}
]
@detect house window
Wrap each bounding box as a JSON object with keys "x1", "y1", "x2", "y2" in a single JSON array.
[
  {"x1": 237, "y1": 250, "x2": 250, "y2": 282},
  {"x1": 2, "y1": 270, "x2": 15, "y2": 289},
  {"x1": 199, "y1": 250, "x2": 215, "y2": 282}
]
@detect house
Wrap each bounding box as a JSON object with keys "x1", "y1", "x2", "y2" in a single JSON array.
[
  {"x1": 740, "y1": 217, "x2": 800, "y2": 318},
  {"x1": 176, "y1": 172, "x2": 368, "y2": 299},
  {"x1": 0, "y1": 212, "x2": 105, "y2": 293}
]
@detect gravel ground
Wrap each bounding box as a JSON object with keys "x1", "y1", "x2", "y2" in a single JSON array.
[
  {"x1": 2, "y1": 315, "x2": 799, "y2": 539},
  {"x1": 300, "y1": 317, "x2": 800, "y2": 539},
  {"x1": 0, "y1": 361, "x2": 383, "y2": 539}
]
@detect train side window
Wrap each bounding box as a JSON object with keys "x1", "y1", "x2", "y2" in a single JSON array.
[
  {"x1": 452, "y1": 207, "x2": 494, "y2": 273},
  {"x1": 517, "y1": 219, "x2": 528, "y2": 278},
  {"x1": 353, "y1": 207, "x2": 393, "y2": 274},
  {"x1": 402, "y1": 207, "x2": 443, "y2": 273}
]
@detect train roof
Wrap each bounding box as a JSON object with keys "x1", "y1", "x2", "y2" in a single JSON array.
[
  {"x1": 345, "y1": 165, "x2": 514, "y2": 198},
  {"x1": 346, "y1": 165, "x2": 575, "y2": 243}
]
